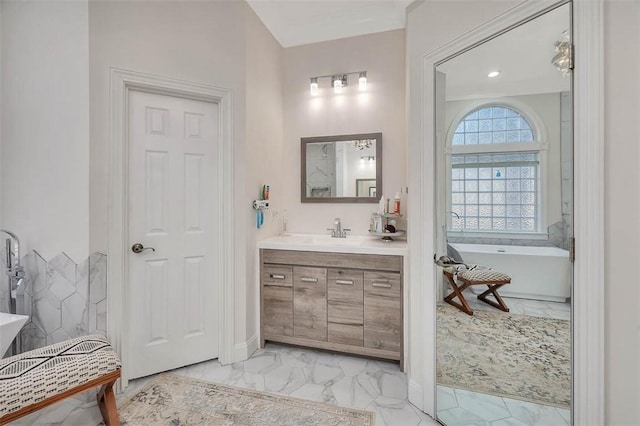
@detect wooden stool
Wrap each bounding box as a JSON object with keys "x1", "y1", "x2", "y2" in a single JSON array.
[
  {"x1": 444, "y1": 269, "x2": 511, "y2": 316},
  {"x1": 0, "y1": 334, "x2": 121, "y2": 425}
]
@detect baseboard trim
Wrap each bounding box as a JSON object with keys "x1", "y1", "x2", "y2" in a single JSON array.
[
  {"x1": 233, "y1": 334, "x2": 259, "y2": 362},
  {"x1": 408, "y1": 379, "x2": 423, "y2": 410}
]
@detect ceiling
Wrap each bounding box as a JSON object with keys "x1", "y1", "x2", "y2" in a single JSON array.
[
  {"x1": 437, "y1": 4, "x2": 571, "y2": 100},
  {"x1": 246, "y1": 1, "x2": 571, "y2": 99},
  {"x1": 245, "y1": 0, "x2": 412, "y2": 48}
]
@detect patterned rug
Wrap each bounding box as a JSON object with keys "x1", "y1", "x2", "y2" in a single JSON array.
[
  {"x1": 437, "y1": 303, "x2": 571, "y2": 409},
  {"x1": 111, "y1": 373, "x2": 374, "y2": 425}
]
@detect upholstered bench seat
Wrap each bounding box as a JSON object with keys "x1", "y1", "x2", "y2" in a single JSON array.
[
  {"x1": 0, "y1": 334, "x2": 121, "y2": 425},
  {"x1": 459, "y1": 269, "x2": 511, "y2": 283}
]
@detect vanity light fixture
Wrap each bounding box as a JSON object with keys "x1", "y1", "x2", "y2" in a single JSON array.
[
  {"x1": 310, "y1": 77, "x2": 319, "y2": 96},
  {"x1": 487, "y1": 70, "x2": 501, "y2": 78},
  {"x1": 359, "y1": 72, "x2": 367, "y2": 90},
  {"x1": 332, "y1": 75, "x2": 346, "y2": 94},
  {"x1": 308, "y1": 71, "x2": 368, "y2": 96}
]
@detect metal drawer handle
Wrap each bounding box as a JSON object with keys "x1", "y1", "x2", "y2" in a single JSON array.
[
  {"x1": 372, "y1": 282, "x2": 392, "y2": 288},
  {"x1": 301, "y1": 277, "x2": 318, "y2": 283},
  {"x1": 336, "y1": 279, "x2": 354, "y2": 285},
  {"x1": 270, "y1": 274, "x2": 286, "y2": 280}
]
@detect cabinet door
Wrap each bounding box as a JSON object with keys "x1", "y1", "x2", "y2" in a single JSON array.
[
  {"x1": 364, "y1": 271, "x2": 401, "y2": 352},
  {"x1": 293, "y1": 266, "x2": 327, "y2": 341},
  {"x1": 263, "y1": 265, "x2": 293, "y2": 337},
  {"x1": 328, "y1": 269, "x2": 363, "y2": 346}
]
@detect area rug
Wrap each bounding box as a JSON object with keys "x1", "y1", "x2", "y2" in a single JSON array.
[
  {"x1": 111, "y1": 373, "x2": 374, "y2": 425},
  {"x1": 437, "y1": 303, "x2": 571, "y2": 409}
]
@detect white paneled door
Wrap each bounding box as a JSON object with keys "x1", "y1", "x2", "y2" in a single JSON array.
[{"x1": 128, "y1": 90, "x2": 219, "y2": 379}]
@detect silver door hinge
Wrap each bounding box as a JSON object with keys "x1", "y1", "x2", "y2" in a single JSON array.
[
  {"x1": 569, "y1": 44, "x2": 575, "y2": 70},
  {"x1": 569, "y1": 237, "x2": 575, "y2": 263}
]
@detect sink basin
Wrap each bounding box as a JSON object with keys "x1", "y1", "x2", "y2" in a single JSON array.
[
  {"x1": 0, "y1": 312, "x2": 28, "y2": 357},
  {"x1": 277, "y1": 234, "x2": 372, "y2": 247},
  {"x1": 257, "y1": 233, "x2": 408, "y2": 255}
]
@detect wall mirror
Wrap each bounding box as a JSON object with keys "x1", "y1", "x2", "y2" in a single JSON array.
[
  {"x1": 301, "y1": 132, "x2": 382, "y2": 203},
  {"x1": 434, "y1": 3, "x2": 573, "y2": 425}
]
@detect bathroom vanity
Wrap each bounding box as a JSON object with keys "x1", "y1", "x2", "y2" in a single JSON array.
[{"x1": 257, "y1": 234, "x2": 407, "y2": 368}]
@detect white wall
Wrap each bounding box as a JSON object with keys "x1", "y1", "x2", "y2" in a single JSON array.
[
  {"x1": 88, "y1": 0, "x2": 284, "y2": 355},
  {"x1": 408, "y1": 0, "x2": 640, "y2": 424},
  {"x1": 445, "y1": 93, "x2": 563, "y2": 231},
  {"x1": 0, "y1": 0, "x2": 90, "y2": 261},
  {"x1": 604, "y1": 0, "x2": 640, "y2": 423},
  {"x1": 245, "y1": 5, "x2": 284, "y2": 349},
  {"x1": 406, "y1": 0, "x2": 520, "y2": 403},
  {"x1": 283, "y1": 29, "x2": 406, "y2": 234}
]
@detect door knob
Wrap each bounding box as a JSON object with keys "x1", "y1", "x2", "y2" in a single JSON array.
[{"x1": 131, "y1": 243, "x2": 155, "y2": 254}]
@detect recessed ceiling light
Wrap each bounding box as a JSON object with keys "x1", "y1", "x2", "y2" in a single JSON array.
[{"x1": 488, "y1": 70, "x2": 501, "y2": 78}]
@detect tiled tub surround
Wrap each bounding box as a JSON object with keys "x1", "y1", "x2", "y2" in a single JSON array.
[{"x1": 0, "y1": 251, "x2": 107, "y2": 355}]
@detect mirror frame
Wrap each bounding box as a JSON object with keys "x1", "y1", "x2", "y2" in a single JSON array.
[{"x1": 301, "y1": 132, "x2": 382, "y2": 203}]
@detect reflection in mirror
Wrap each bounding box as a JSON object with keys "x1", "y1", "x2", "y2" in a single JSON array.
[
  {"x1": 434, "y1": 4, "x2": 573, "y2": 425},
  {"x1": 301, "y1": 133, "x2": 382, "y2": 203}
]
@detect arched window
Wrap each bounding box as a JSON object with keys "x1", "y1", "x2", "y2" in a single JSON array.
[
  {"x1": 452, "y1": 106, "x2": 534, "y2": 145},
  {"x1": 449, "y1": 105, "x2": 541, "y2": 233}
]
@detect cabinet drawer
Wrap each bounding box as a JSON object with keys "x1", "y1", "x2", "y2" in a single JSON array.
[
  {"x1": 293, "y1": 266, "x2": 327, "y2": 341},
  {"x1": 364, "y1": 271, "x2": 401, "y2": 353},
  {"x1": 328, "y1": 269, "x2": 363, "y2": 326},
  {"x1": 263, "y1": 265, "x2": 293, "y2": 287},
  {"x1": 328, "y1": 323, "x2": 363, "y2": 346},
  {"x1": 263, "y1": 286, "x2": 293, "y2": 337}
]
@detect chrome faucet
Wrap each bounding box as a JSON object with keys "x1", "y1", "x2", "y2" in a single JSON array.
[
  {"x1": 1, "y1": 229, "x2": 24, "y2": 280},
  {"x1": 1, "y1": 229, "x2": 26, "y2": 355},
  {"x1": 327, "y1": 218, "x2": 351, "y2": 238}
]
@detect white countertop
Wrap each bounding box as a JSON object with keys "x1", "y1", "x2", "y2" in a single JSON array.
[{"x1": 256, "y1": 233, "x2": 408, "y2": 256}]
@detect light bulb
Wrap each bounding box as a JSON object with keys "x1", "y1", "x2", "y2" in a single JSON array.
[
  {"x1": 488, "y1": 70, "x2": 501, "y2": 78},
  {"x1": 333, "y1": 77, "x2": 343, "y2": 94},
  {"x1": 310, "y1": 78, "x2": 319, "y2": 96},
  {"x1": 359, "y1": 72, "x2": 367, "y2": 91}
]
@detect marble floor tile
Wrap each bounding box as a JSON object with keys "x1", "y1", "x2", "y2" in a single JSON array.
[
  {"x1": 379, "y1": 370, "x2": 408, "y2": 399},
  {"x1": 438, "y1": 406, "x2": 492, "y2": 426},
  {"x1": 490, "y1": 417, "x2": 529, "y2": 426},
  {"x1": 372, "y1": 396, "x2": 423, "y2": 426},
  {"x1": 288, "y1": 382, "x2": 331, "y2": 403},
  {"x1": 435, "y1": 385, "x2": 572, "y2": 426},
  {"x1": 331, "y1": 375, "x2": 377, "y2": 409},
  {"x1": 557, "y1": 407, "x2": 571, "y2": 424},
  {"x1": 437, "y1": 385, "x2": 459, "y2": 411},
  {"x1": 502, "y1": 398, "x2": 569, "y2": 426}
]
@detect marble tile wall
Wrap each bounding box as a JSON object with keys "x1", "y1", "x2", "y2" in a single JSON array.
[
  {"x1": 306, "y1": 143, "x2": 336, "y2": 197},
  {"x1": 0, "y1": 251, "x2": 107, "y2": 355}
]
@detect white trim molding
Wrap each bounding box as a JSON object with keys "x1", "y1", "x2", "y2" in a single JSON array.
[
  {"x1": 409, "y1": 0, "x2": 604, "y2": 423},
  {"x1": 107, "y1": 68, "x2": 235, "y2": 388},
  {"x1": 571, "y1": 0, "x2": 605, "y2": 423},
  {"x1": 234, "y1": 334, "x2": 259, "y2": 361}
]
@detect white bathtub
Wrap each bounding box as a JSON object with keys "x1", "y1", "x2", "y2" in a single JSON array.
[
  {"x1": 0, "y1": 312, "x2": 28, "y2": 357},
  {"x1": 449, "y1": 243, "x2": 571, "y2": 302}
]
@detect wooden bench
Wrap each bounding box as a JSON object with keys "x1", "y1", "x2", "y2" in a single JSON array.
[
  {"x1": 0, "y1": 334, "x2": 121, "y2": 425},
  {"x1": 444, "y1": 269, "x2": 511, "y2": 315}
]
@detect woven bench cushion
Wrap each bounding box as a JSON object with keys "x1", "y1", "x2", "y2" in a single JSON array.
[
  {"x1": 0, "y1": 334, "x2": 121, "y2": 416},
  {"x1": 459, "y1": 269, "x2": 511, "y2": 283}
]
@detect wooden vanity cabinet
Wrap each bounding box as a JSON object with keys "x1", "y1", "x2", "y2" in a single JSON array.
[
  {"x1": 262, "y1": 265, "x2": 293, "y2": 337},
  {"x1": 364, "y1": 271, "x2": 401, "y2": 352},
  {"x1": 260, "y1": 249, "x2": 403, "y2": 366},
  {"x1": 293, "y1": 267, "x2": 328, "y2": 341},
  {"x1": 328, "y1": 269, "x2": 364, "y2": 346}
]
